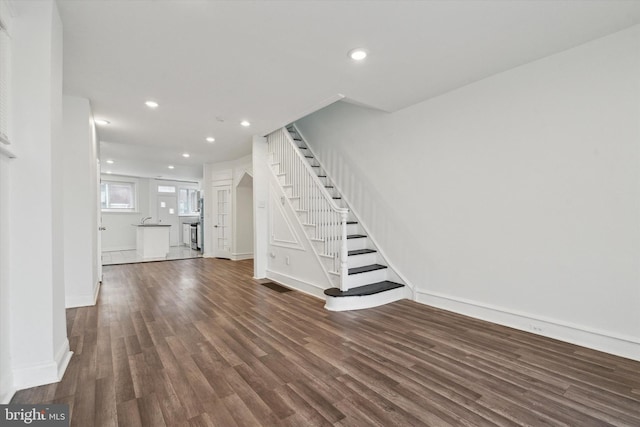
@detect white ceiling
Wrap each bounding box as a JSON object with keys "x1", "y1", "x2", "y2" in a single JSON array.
[{"x1": 58, "y1": 0, "x2": 640, "y2": 181}]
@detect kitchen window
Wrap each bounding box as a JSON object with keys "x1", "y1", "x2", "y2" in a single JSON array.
[
  {"x1": 178, "y1": 188, "x2": 199, "y2": 215},
  {"x1": 157, "y1": 185, "x2": 176, "y2": 193},
  {"x1": 101, "y1": 181, "x2": 137, "y2": 212}
]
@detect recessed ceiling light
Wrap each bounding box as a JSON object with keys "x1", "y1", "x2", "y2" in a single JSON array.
[
  {"x1": 95, "y1": 119, "x2": 110, "y2": 125},
  {"x1": 182, "y1": 153, "x2": 190, "y2": 158},
  {"x1": 168, "y1": 165, "x2": 175, "y2": 169},
  {"x1": 105, "y1": 171, "x2": 112, "y2": 174},
  {"x1": 145, "y1": 101, "x2": 159, "y2": 108},
  {"x1": 240, "y1": 120, "x2": 251, "y2": 127},
  {"x1": 106, "y1": 159, "x2": 114, "y2": 164},
  {"x1": 206, "y1": 137, "x2": 215, "y2": 143},
  {"x1": 348, "y1": 48, "x2": 368, "y2": 61}
]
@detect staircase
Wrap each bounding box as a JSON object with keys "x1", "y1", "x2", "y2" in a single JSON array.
[{"x1": 267, "y1": 125, "x2": 409, "y2": 311}]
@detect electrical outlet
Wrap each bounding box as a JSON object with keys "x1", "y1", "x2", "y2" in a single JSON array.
[{"x1": 286, "y1": 256, "x2": 290, "y2": 265}]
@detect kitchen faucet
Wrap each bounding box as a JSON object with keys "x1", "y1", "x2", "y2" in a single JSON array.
[{"x1": 141, "y1": 216, "x2": 152, "y2": 224}]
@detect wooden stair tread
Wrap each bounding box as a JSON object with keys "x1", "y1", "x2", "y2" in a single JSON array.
[
  {"x1": 347, "y1": 234, "x2": 366, "y2": 239},
  {"x1": 349, "y1": 264, "x2": 387, "y2": 275},
  {"x1": 324, "y1": 281, "x2": 404, "y2": 297},
  {"x1": 348, "y1": 249, "x2": 376, "y2": 256}
]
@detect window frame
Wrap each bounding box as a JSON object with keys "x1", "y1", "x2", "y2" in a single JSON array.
[
  {"x1": 101, "y1": 179, "x2": 138, "y2": 213},
  {"x1": 178, "y1": 187, "x2": 200, "y2": 216}
]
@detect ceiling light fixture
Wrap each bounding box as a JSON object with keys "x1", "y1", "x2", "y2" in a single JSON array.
[
  {"x1": 145, "y1": 101, "x2": 159, "y2": 108},
  {"x1": 182, "y1": 153, "x2": 190, "y2": 158},
  {"x1": 206, "y1": 137, "x2": 215, "y2": 143},
  {"x1": 106, "y1": 159, "x2": 114, "y2": 164},
  {"x1": 95, "y1": 119, "x2": 110, "y2": 125},
  {"x1": 240, "y1": 120, "x2": 251, "y2": 127},
  {"x1": 105, "y1": 171, "x2": 112, "y2": 174},
  {"x1": 348, "y1": 48, "x2": 368, "y2": 61},
  {"x1": 168, "y1": 165, "x2": 175, "y2": 169}
]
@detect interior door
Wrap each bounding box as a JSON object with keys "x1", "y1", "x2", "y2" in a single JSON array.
[
  {"x1": 158, "y1": 195, "x2": 179, "y2": 246},
  {"x1": 97, "y1": 161, "x2": 103, "y2": 281},
  {"x1": 212, "y1": 184, "x2": 232, "y2": 259}
]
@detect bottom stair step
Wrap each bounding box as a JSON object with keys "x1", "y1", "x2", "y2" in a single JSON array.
[{"x1": 324, "y1": 281, "x2": 404, "y2": 297}]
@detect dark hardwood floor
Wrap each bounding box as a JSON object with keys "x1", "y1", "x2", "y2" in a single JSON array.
[{"x1": 12, "y1": 258, "x2": 640, "y2": 426}]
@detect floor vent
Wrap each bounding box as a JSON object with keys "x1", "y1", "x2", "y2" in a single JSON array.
[{"x1": 260, "y1": 282, "x2": 292, "y2": 293}]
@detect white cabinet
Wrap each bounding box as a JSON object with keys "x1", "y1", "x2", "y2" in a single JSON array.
[{"x1": 182, "y1": 224, "x2": 191, "y2": 246}]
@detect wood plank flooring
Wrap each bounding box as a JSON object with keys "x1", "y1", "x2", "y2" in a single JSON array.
[{"x1": 12, "y1": 258, "x2": 640, "y2": 426}]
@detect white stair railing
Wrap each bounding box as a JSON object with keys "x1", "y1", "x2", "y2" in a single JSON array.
[{"x1": 267, "y1": 128, "x2": 350, "y2": 291}]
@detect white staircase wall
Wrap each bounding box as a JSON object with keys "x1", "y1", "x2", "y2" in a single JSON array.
[
  {"x1": 265, "y1": 169, "x2": 332, "y2": 298},
  {"x1": 296, "y1": 25, "x2": 640, "y2": 361}
]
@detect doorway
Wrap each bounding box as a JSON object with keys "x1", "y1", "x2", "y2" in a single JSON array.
[
  {"x1": 158, "y1": 195, "x2": 179, "y2": 246},
  {"x1": 234, "y1": 173, "x2": 254, "y2": 260},
  {"x1": 212, "y1": 183, "x2": 232, "y2": 259}
]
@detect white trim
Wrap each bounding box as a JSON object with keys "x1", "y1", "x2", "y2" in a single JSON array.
[
  {"x1": 65, "y1": 281, "x2": 101, "y2": 308},
  {"x1": 269, "y1": 185, "x2": 303, "y2": 249},
  {"x1": 325, "y1": 286, "x2": 409, "y2": 312},
  {"x1": 102, "y1": 245, "x2": 135, "y2": 252},
  {"x1": 231, "y1": 252, "x2": 253, "y2": 261},
  {"x1": 266, "y1": 270, "x2": 325, "y2": 300},
  {"x1": 0, "y1": 367, "x2": 14, "y2": 403},
  {"x1": 416, "y1": 290, "x2": 640, "y2": 362},
  {"x1": 12, "y1": 340, "x2": 73, "y2": 390},
  {"x1": 0, "y1": 387, "x2": 15, "y2": 404}
]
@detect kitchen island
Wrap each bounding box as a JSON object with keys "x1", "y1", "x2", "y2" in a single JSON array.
[{"x1": 134, "y1": 224, "x2": 171, "y2": 259}]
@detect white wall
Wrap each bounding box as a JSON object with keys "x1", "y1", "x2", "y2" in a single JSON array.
[
  {"x1": 63, "y1": 96, "x2": 100, "y2": 308},
  {"x1": 252, "y1": 136, "x2": 268, "y2": 278},
  {"x1": 0, "y1": 154, "x2": 13, "y2": 403},
  {"x1": 297, "y1": 25, "x2": 640, "y2": 360},
  {"x1": 235, "y1": 174, "x2": 254, "y2": 257},
  {"x1": 5, "y1": 0, "x2": 71, "y2": 394},
  {"x1": 265, "y1": 172, "x2": 332, "y2": 298}
]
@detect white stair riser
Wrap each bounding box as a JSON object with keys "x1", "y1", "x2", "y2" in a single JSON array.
[
  {"x1": 345, "y1": 268, "x2": 388, "y2": 288},
  {"x1": 324, "y1": 286, "x2": 408, "y2": 312},
  {"x1": 347, "y1": 237, "x2": 367, "y2": 251},
  {"x1": 348, "y1": 252, "x2": 377, "y2": 269}
]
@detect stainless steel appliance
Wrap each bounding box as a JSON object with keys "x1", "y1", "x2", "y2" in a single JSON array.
[{"x1": 190, "y1": 223, "x2": 199, "y2": 250}]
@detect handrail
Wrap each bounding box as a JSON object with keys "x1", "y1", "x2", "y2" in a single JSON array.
[
  {"x1": 267, "y1": 127, "x2": 350, "y2": 291},
  {"x1": 284, "y1": 129, "x2": 347, "y2": 214}
]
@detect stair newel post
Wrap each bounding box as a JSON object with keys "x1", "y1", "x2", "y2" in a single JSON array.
[{"x1": 340, "y1": 211, "x2": 349, "y2": 291}]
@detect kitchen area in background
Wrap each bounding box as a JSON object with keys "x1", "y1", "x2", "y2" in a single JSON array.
[{"x1": 100, "y1": 174, "x2": 203, "y2": 265}]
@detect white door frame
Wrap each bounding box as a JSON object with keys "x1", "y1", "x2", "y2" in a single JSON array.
[{"x1": 212, "y1": 182, "x2": 232, "y2": 259}]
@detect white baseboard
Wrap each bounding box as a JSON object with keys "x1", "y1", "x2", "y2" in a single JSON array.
[
  {"x1": 416, "y1": 290, "x2": 640, "y2": 362},
  {"x1": 266, "y1": 270, "x2": 325, "y2": 300},
  {"x1": 0, "y1": 375, "x2": 15, "y2": 404},
  {"x1": 102, "y1": 245, "x2": 135, "y2": 252},
  {"x1": 65, "y1": 281, "x2": 101, "y2": 308},
  {"x1": 231, "y1": 252, "x2": 253, "y2": 261},
  {"x1": 12, "y1": 340, "x2": 73, "y2": 390}
]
